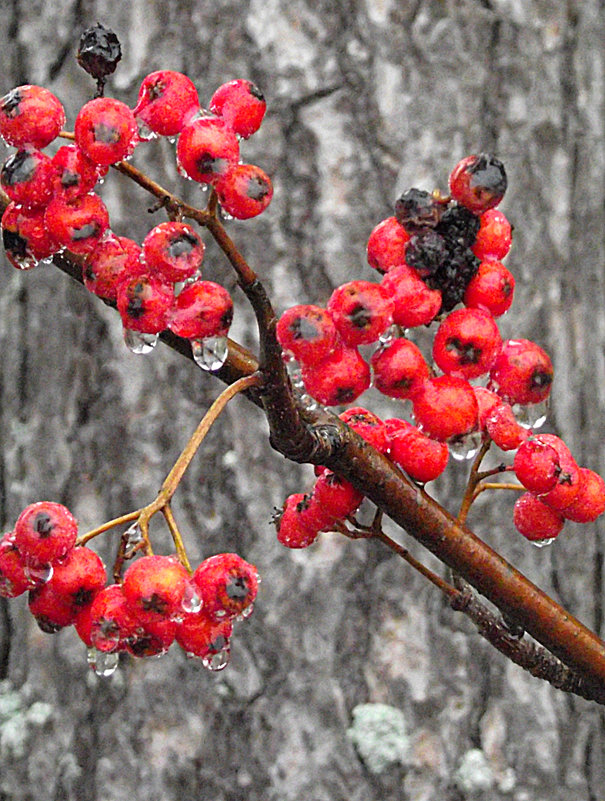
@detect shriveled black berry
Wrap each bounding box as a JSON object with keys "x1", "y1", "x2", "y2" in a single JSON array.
[
  {"x1": 77, "y1": 23, "x2": 122, "y2": 86},
  {"x1": 405, "y1": 230, "x2": 447, "y2": 275},
  {"x1": 436, "y1": 204, "x2": 480, "y2": 248},
  {"x1": 394, "y1": 188, "x2": 442, "y2": 233}
]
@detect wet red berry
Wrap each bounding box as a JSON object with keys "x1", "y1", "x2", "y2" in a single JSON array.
[
  {"x1": 489, "y1": 339, "x2": 553, "y2": 406},
  {"x1": 433, "y1": 307, "x2": 502, "y2": 380},
  {"x1": 1, "y1": 148, "x2": 57, "y2": 208},
  {"x1": 0, "y1": 85, "x2": 65, "y2": 149},
  {"x1": 89, "y1": 584, "x2": 139, "y2": 652},
  {"x1": 366, "y1": 216, "x2": 410, "y2": 274},
  {"x1": 514, "y1": 438, "x2": 561, "y2": 495},
  {"x1": 75, "y1": 97, "x2": 138, "y2": 166},
  {"x1": 209, "y1": 79, "x2": 266, "y2": 139},
  {"x1": 123, "y1": 555, "x2": 190, "y2": 626},
  {"x1": 485, "y1": 402, "x2": 528, "y2": 451},
  {"x1": 2, "y1": 202, "x2": 59, "y2": 269},
  {"x1": 143, "y1": 221, "x2": 205, "y2": 283},
  {"x1": 371, "y1": 338, "x2": 430, "y2": 400},
  {"x1": 535, "y1": 434, "x2": 581, "y2": 512},
  {"x1": 192, "y1": 553, "x2": 259, "y2": 621},
  {"x1": 13, "y1": 501, "x2": 77, "y2": 567},
  {"x1": 51, "y1": 144, "x2": 100, "y2": 201},
  {"x1": 385, "y1": 418, "x2": 449, "y2": 483},
  {"x1": 0, "y1": 533, "x2": 34, "y2": 598},
  {"x1": 472, "y1": 209, "x2": 512, "y2": 260},
  {"x1": 412, "y1": 375, "x2": 478, "y2": 441},
  {"x1": 381, "y1": 264, "x2": 442, "y2": 328},
  {"x1": 563, "y1": 468, "x2": 605, "y2": 523},
  {"x1": 168, "y1": 280, "x2": 233, "y2": 340},
  {"x1": 463, "y1": 259, "x2": 515, "y2": 317},
  {"x1": 44, "y1": 193, "x2": 110, "y2": 255},
  {"x1": 117, "y1": 273, "x2": 174, "y2": 334},
  {"x1": 301, "y1": 345, "x2": 370, "y2": 406},
  {"x1": 44, "y1": 546, "x2": 106, "y2": 613},
  {"x1": 327, "y1": 280, "x2": 393, "y2": 346},
  {"x1": 133, "y1": 70, "x2": 200, "y2": 137},
  {"x1": 84, "y1": 233, "x2": 144, "y2": 300},
  {"x1": 513, "y1": 492, "x2": 564, "y2": 542},
  {"x1": 339, "y1": 407, "x2": 390, "y2": 454},
  {"x1": 312, "y1": 471, "x2": 364, "y2": 521},
  {"x1": 175, "y1": 611, "x2": 233, "y2": 659},
  {"x1": 276, "y1": 305, "x2": 339, "y2": 364},
  {"x1": 449, "y1": 154, "x2": 507, "y2": 214},
  {"x1": 215, "y1": 163, "x2": 273, "y2": 219},
  {"x1": 274, "y1": 492, "x2": 328, "y2": 549},
  {"x1": 176, "y1": 117, "x2": 240, "y2": 184}
]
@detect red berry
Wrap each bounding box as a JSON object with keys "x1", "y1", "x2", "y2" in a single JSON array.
[
  {"x1": 192, "y1": 553, "x2": 259, "y2": 621},
  {"x1": 176, "y1": 117, "x2": 240, "y2": 184},
  {"x1": 14, "y1": 501, "x2": 77, "y2": 567},
  {"x1": 381, "y1": 264, "x2": 442, "y2": 328},
  {"x1": 175, "y1": 611, "x2": 233, "y2": 660},
  {"x1": 412, "y1": 375, "x2": 478, "y2": 441},
  {"x1": 0, "y1": 533, "x2": 34, "y2": 597},
  {"x1": 51, "y1": 144, "x2": 100, "y2": 201},
  {"x1": 485, "y1": 402, "x2": 529, "y2": 451},
  {"x1": 117, "y1": 273, "x2": 174, "y2": 334},
  {"x1": 143, "y1": 221, "x2": 205, "y2": 283},
  {"x1": 385, "y1": 418, "x2": 449, "y2": 483},
  {"x1": 0, "y1": 85, "x2": 65, "y2": 149},
  {"x1": 472, "y1": 209, "x2": 512, "y2": 260},
  {"x1": 513, "y1": 492, "x2": 564, "y2": 542},
  {"x1": 45, "y1": 546, "x2": 106, "y2": 612},
  {"x1": 209, "y1": 79, "x2": 266, "y2": 139},
  {"x1": 28, "y1": 584, "x2": 76, "y2": 632},
  {"x1": 274, "y1": 492, "x2": 328, "y2": 549},
  {"x1": 215, "y1": 163, "x2": 273, "y2": 219},
  {"x1": 563, "y1": 468, "x2": 605, "y2": 523},
  {"x1": 168, "y1": 280, "x2": 233, "y2": 340},
  {"x1": 432, "y1": 307, "x2": 502, "y2": 380},
  {"x1": 449, "y1": 154, "x2": 507, "y2": 214},
  {"x1": 2, "y1": 202, "x2": 59, "y2": 269},
  {"x1": 125, "y1": 617, "x2": 177, "y2": 658},
  {"x1": 534, "y1": 433, "x2": 581, "y2": 512},
  {"x1": 489, "y1": 339, "x2": 553, "y2": 406},
  {"x1": 89, "y1": 584, "x2": 139, "y2": 652},
  {"x1": 84, "y1": 234, "x2": 144, "y2": 300},
  {"x1": 514, "y1": 438, "x2": 561, "y2": 494},
  {"x1": 366, "y1": 216, "x2": 410, "y2": 274},
  {"x1": 463, "y1": 259, "x2": 515, "y2": 317},
  {"x1": 276, "y1": 305, "x2": 339, "y2": 364},
  {"x1": 313, "y1": 471, "x2": 364, "y2": 520},
  {"x1": 133, "y1": 70, "x2": 200, "y2": 137},
  {"x1": 473, "y1": 386, "x2": 502, "y2": 431},
  {"x1": 74, "y1": 97, "x2": 138, "y2": 166},
  {"x1": 327, "y1": 280, "x2": 393, "y2": 346},
  {"x1": 122, "y1": 555, "x2": 190, "y2": 626},
  {"x1": 301, "y1": 345, "x2": 370, "y2": 406},
  {"x1": 371, "y1": 338, "x2": 430, "y2": 400},
  {"x1": 1, "y1": 148, "x2": 57, "y2": 208},
  {"x1": 44, "y1": 194, "x2": 110, "y2": 255},
  {"x1": 339, "y1": 407, "x2": 390, "y2": 453}
]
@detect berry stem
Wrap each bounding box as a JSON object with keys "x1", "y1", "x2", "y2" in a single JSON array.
[
  {"x1": 375, "y1": 529, "x2": 459, "y2": 599},
  {"x1": 472, "y1": 481, "x2": 525, "y2": 499},
  {"x1": 457, "y1": 439, "x2": 492, "y2": 526},
  {"x1": 78, "y1": 508, "x2": 143, "y2": 546},
  {"x1": 162, "y1": 503, "x2": 192, "y2": 573}
]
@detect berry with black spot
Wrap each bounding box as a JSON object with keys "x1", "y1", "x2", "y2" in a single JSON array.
[
  {"x1": 463, "y1": 259, "x2": 515, "y2": 317},
  {"x1": 117, "y1": 273, "x2": 174, "y2": 334},
  {"x1": 380, "y1": 264, "x2": 442, "y2": 328},
  {"x1": 215, "y1": 163, "x2": 273, "y2": 219},
  {"x1": 2, "y1": 201, "x2": 59, "y2": 269},
  {"x1": 0, "y1": 85, "x2": 65, "y2": 149},
  {"x1": 301, "y1": 344, "x2": 370, "y2": 406},
  {"x1": 276, "y1": 305, "x2": 339, "y2": 364},
  {"x1": 28, "y1": 583, "x2": 77, "y2": 632},
  {"x1": 432, "y1": 307, "x2": 502, "y2": 380},
  {"x1": 489, "y1": 338, "x2": 553, "y2": 406},
  {"x1": 412, "y1": 375, "x2": 478, "y2": 441},
  {"x1": 89, "y1": 584, "x2": 139, "y2": 652},
  {"x1": 133, "y1": 70, "x2": 200, "y2": 137},
  {"x1": 533, "y1": 434, "x2": 581, "y2": 512},
  {"x1": 514, "y1": 438, "x2": 562, "y2": 495},
  {"x1": 371, "y1": 338, "x2": 430, "y2": 400},
  {"x1": 44, "y1": 193, "x2": 110, "y2": 255},
  {"x1": 366, "y1": 216, "x2": 410, "y2": 273},
  {"x1": 449, "y1": 154, "x2": 507, "y2": 214},
  {"x1": 192, "y1": 553, "x2": 259, "y2": 621},
  {"x1": 143, "y1": 221, "x2": 205, "y2": 283},
  {"x1": 42, "y1": 545, "x2": 106, "y2": 614},
  {"x1": 385, "y1": 418, "x2": 449, "y2": 483},
  {"x1": 313, "y1": 470, "x2": 364, "y2": 521},
  {"x1": 84, "y1": 233, "x2": 144, "y2": 300},
  {"x1": 175, "y1": 611, "x2": 233, "y2": 659},
  {"x1": 13, "y1": 501, "x2": 78, "y2": 567},
  {"x1": 394, "y1": 188, "x2": 443, "y2": 233},
  {"x1": 472, "y1": 209, "x2": 512, "y2": 260},
  {"x1": 327, "y1": 280, "x2": 393, "y2": 346},
  {"x1": 51, "y1": 145, "x2": 100, "y2": 201},
  {"x1": 76, "y1": 23, "x2": 122, "y2": 86},
  {"x1": 74, "y1": 97, "x2": 138, "y2": 167},
  {"x1": 563, "y1": 468, "x2": 605, "y2": 523},
  {"x1": 168, "y1": 279, "x2": 233, "y2": 340},
  {"x1": 209, "y1": 79, "x2": 267, "y2": 139},
  {"x1": 125, "y1": 616, "x2": 177, "y2": 658},
  {"x1": 1, "y1": 148, "x2": 57, "y2": 208},
  {"x1": 513, "y1": 492, "x2": 564, "y2": 542},
  {"x1": 273, "y1": 492, "x2": 330, "y2": 549},
  {"x1": 339, "y1": 407, "x2": 390, "y2": 453},
  {"x1": 123, "y1": 555, "x2": 190, "y2": 627},
  {"x1": 176, "y1": 117, "x2": 240, "y2": 185}
]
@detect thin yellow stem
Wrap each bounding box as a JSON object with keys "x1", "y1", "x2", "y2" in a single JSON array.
[
  {"x1": 473, "y1": 481, "x2": 525, "y2": 499},
  {"x1": 77, "y1": 508, "x2": 143, "y2": 546},
  {"x1": 457, "y1": 439, "x2": 492, "y2": 525},
  {"x1": 162, "y1": 503, "x2": 192, "y2": 573}
]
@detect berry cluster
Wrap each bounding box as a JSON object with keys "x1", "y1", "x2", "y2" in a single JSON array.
[
  {"x1": 0, "y1": 54, "x2": 272, "y2": 365},
  {"x1": 0, "y1": 501, "x2": 258, "y2": 674}
]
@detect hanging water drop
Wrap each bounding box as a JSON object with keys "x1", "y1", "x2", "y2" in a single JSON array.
[
  {"x1": 531, "y1": 537, "x2": 556, "y2": 549},
  {"x1": 181, "y1": 582, "x2": 202, "y2": 614},
  {"x1": 87, "y1": 647, "x2": 119, "y2": 677},
  {"x1": 239, "y1": 603, "x2": 254, "y2": 620},
  {"x1": 191, "y1": 336, "x2": 229, "y2": 371},
  {"x1": 448, "y1": 430, "x2": 483, "y2": 461},
  {"x1": 25, "y1": 561, "x2": 53, "y2": 584},
  {"x1": 135, "y1": 116, "x2": 157, "y2": 141},
  {"x1": 124, "y1": 520, "x2": 143, "y2": 547},
  {"x1": 513, "y1": 400, "x2": 549, "y2": 430},
  {"x1": 123, "y1": 328, "x2": 159, "y2": 354},
  {"x1": 202, "y1": 647, "x2": 230, "y2": 671},
  {"x1": 378, "y1": 323, "x2": 402, "y2": 346}
]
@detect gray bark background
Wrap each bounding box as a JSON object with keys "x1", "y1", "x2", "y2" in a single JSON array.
[{"x1": 0, "y1": 1, "x2": 604, "y2": 799}]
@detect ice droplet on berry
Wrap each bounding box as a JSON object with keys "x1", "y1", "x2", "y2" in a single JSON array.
[
  {"x1": 181, "y1": 582, "x2": 202, "y2": 614},
  {"x1": 530, "y1": 537, "x2": 556, "y2": 548},
  {"x1": 123, "y1": 328, "x2": 159, "y2": 354},
  {"x1": 135, "y1": 116, "x2": 157, "y2": 142},
  {"x1": 87, "y1": 647, "x2": 119, "y2": 677},
  {"x1": 202, "y1": 647, "x2": 230, "y2": 671},
  {"x1": 237, "y1": 602, "x2": 254, "y2": 620},
  {"x1": 24, "y1": 561, "x2": 53, "y2": 584},
  {"x1": 191, "y1": 335, "x2": 229, "y2": 371},
  {"x1": 448, "y1": 430, "x2": 483, "y2": 461},
  {"x1": 512, "y1": 400, "x2": 548, "y2": 430},
  {"x1": 124, "y1": 521, "x2": 143, "y2": 546},
  {"x1": 378, "y1": 323, "x2": 404, "y2": 346}
]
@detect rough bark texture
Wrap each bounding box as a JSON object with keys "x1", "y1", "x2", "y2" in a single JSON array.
[{"x1": 0, "y1": 1, "x2": 604, "y2": 800}]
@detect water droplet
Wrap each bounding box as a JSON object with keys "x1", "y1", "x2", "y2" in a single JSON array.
[
  {"x1": 87, "y1": 647, "x2": 119, "y2": 677},
  {"x1": 221, "y1": 209, "x2": 234, "y2": 222},
  {"x1": 135, "y1": 116, "x2": 157, "y2": 141},
  {"x1": 448, "y1": 430, "x2": 483, "y2": 461},
  {"x1": 378, "y1": 323, "x2": 402, "y2": 346},
  {"x1": 191, "y1": 336, "x2": 229, "y2": 371},
  {"x1": 167, "y1": 136, "x2": 178, "y2": 145},
  {"x1": 124, "y1": 521, "x2": 143, "y2": 547},
  {"x1": 181, "y1": 582, "x2": 202, "y2": 614},
  {"x1": 200, "y1": 183, "x2": 209, "y2": 193},
  {"x1": 176, "y1": 157, "x2": 192, "y2": 179},
  {"x1": 123, "y1": 328, "x2": 159, "y2": 354},
  {"x1": 512, "y1": 400, "x2": 549, "y2": 430},
  {"x1": 238, "y1": 603, "x2": 254, "y2": 620},
  {"x1": 24, "y1": 561, "x2": 53, "y2": 584},
  {"x1": 202, "y1": 647, "x2": 230, "y2": 671},
  {"x1": 531, "y1": 537, "x2": 556, "y2": 548},
  {"x1": 299, "y1": 393, "x2": 319, "y2": 410}
]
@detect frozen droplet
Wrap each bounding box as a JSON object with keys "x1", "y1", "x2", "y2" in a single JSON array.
[
  {"x1": 135, "y1": 116, "x2": 157, "y2": 141},
  {"x1": 176, "y1": 157, "x2": 192, "y2": 179},
  {"x1": 531, "y1": 537, "x2": 556, "y2": 548},
  {"x1": 181, "y1": 582, "x2": 202, "y2": 614},
  {"x1": 238, "y1": 603, "x2": 254, "y2": 620},
  {"x1": 24, "y1": 561, "x2": 53, "y2": 584},
  {"x1": 191, "y1": 336, "x2": 229, "y2": 371},
  {"x1": 299, "y1": 393, "x2": 319, "y2": 411},
  {"x1": 202, "y1": 647, "x2": 230, "y2": 671},
  {"x1": 378, "y1": 323, "x2": 402, "y2": 346},
  {"x1": 167, "y1": 136, "x2": 178, "y2": 145},
  {"x1": 124, "y1": 521, "x2": 143, "y2": 547},
  {"x1": 123, "y1": 328, "x2": 159, "y2": 354},
  {"x1": 199, "y1": 183, "x2": 209, "y2": 193},
  {"x1": 512, "y1": 400, "x2": 549, "y2": 430},
  {"x1": 448, "y1": 430, "x2": 483, "y2": 461},
  {"x1": 221, "y1": 209, "x2": 234, "y2": 222},
  {"x1": 87, "y1": 647, "x2": 119, "y2": 677}
]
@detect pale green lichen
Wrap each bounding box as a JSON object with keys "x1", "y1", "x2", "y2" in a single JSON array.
[
  {"x1": 454, "y1": 748, "x2": 495, "y2": 793},
  {"x1": 0, "y1": 682, "x2": 54, "y2": 760},
  {"x1": 347, "y1": 703, "x2": 409, "y2": 774}
]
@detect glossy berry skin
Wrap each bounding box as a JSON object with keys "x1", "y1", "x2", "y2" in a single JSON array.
[
  {"x1": 14, "y1": 501, "x2": 77, "y2": 567},
  {"x1": 123, "y1": 555, "x2": 190, "y2": 626},
  {"x1": 84, "y1": 234, "x2": 144, "y2": 300},
  {"x1": 412, "y1": 375, "x2": 478, "y2": 441},
  {"x1": 449, "y1": 154, "x2": 507, "y2": 214},
  {"x1": 472, "y1": 209, "x2": 512, "y2": 260},
  {"x1": 513, "y1": 492, "x2": 564, "y2": 542},
  {"x1": 209, "y1": 79, "x2": 266, "y2": 139},
  {"x1": 133, "y1": 70, "x2": 200, "y2": 137},
  {"x1": 366, "y1": 216, "x2": 410, "y2": 273},
  {"x1": 2, "y1": 202, "x2": 59, "y2": 269},
  {"x1": 473, "y1": 386, "x2": 502, "y2": 431},
  {"x1": 514, "y1": 438, "x2": 561, "y2": 495},
  {"x1": 143, "y1": 221, "x2": 205, "y2": 283},
  {"x1": 176, "y1": 117, "x2": 240, "y2": 184},
  {"x1": 192, "y1": 553, "x2": 259, "y2": 621},
  {"x1": 489, "y1": 339, "x2": 553, "y2": 406},
  {"x1": 381, "y1": 264, "x2": 442, "y2": 328},
  {"x1": 385, "y1": 419, "x2": 449, "y2": 483},
  {"x1": 433, "y1": 308, "x2": 502, "y2": 380},
  {"x1": 44, "y1": 194, "x2": 110, "y2": 255},
  {"x1": 563, "y1": 468, "x2": 605, "y2": 523},
  {"x1": 485, "y1": 402, "x2": 529, "y2": 451},
  {"x1": 75, "y1": 97, "x2": 138, "y2": 167},
  {"x1": 275, "y1": 492, "x2": 330, "y2": 548},
  {"x1": 215, "y1": 164, "x2": 273, "y2": 219},
  {"x1": 463, "y1": 259, "x2": 515, "y2": 317},
  {"x1": 301, "y1": 345, "x2": 370, "y2": 406},
  {"x1": 0, "y1": 533, "x2": 34, "y2": 598},
  {"x1": 44, "y1": 546, "x2": 106, "y2": 613},
  {"x1": 534, "y1": 434, "x2": 580, "y2": 512},
  {"x1": 28, "y1": 584, "x2": 76, "y2": 632},
  {"x1": 89, "y1": 584, "x2": 139, "y2": 652},
  {"x1": 51, "y1": 145, "x2": 100, "y2": 201},
  {"x1": 313, "y1": 471, "x2": 364, "y2": 521},
  {"x1": 0, "y1": 85, "x2": 65, "y2": 149},
  {"x1": 339, "y1": 407, "x2": 390, "y2": 454},
  {"x1": 276, "y1": 305, "x2": 339, "y2": 364},
  {"x1": 117, "y1": 273, "x2": 174, "y2": 334},
  {"x1": 327, "y1": 280, "x2": 393, "y2": 346},
  {"x1": 371, "y1": 338, "x2": 430, "y2": 400},
  {"x1": 125, "y1": 617, "x2": 177, "y2": 658},
  {"x1": 1, "y1": 148, "x2": 57, "y2": 208},
  {"x1": 176, "y1": 611, "x2": 233, "y2": 659},
  {"x1": 168, "y1": 280, "x2": 233, "y2": 340}
]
